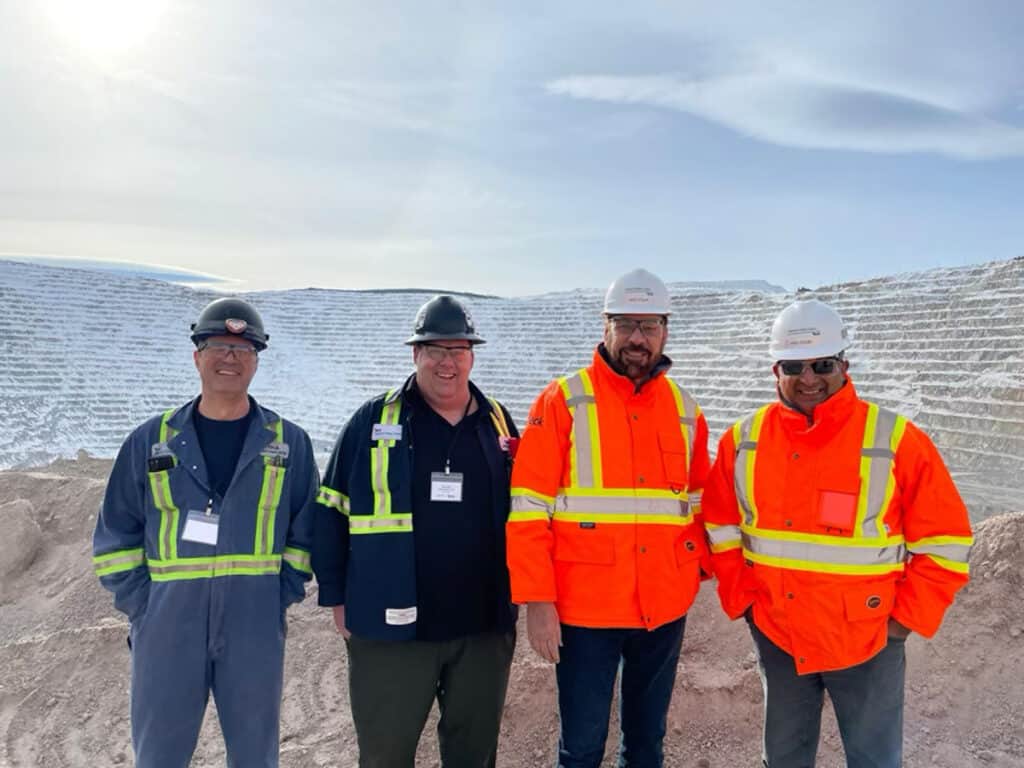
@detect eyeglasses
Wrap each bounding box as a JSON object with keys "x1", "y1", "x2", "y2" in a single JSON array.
[
  {"x1": 199, "y1": 340, "x2": 258, "y2": 358},
  {"x1": 778, "y1": 357, "x2": 842, "y2": 376},
  {"x1": 609, "y1": 317, "x2": 666, "y2": 337},
  {"x1": 420, "y1": 343, "x2": 473, "y2": 362}
]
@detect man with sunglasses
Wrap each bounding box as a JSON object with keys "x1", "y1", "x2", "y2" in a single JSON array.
[
  {"x1": 507, "y1": 268, "x2": 711, "y2": 767},
  {"x1": 702, "y1": 298, "x2": 973, "y2": 768},
  {"x1": 313, "y1": 294, "x2": 518, "y2": 767},
  {"x1": 93, "y1": 297, "x2": 318, "y2": 767}
]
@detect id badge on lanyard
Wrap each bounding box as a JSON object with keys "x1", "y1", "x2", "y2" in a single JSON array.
[{"x1": 182, "y1": 499, "x2": 219, "y2": 545}]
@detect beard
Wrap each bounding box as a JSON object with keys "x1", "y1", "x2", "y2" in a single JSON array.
[{"x1": 610, "y1": 342, "x2": 659, "y2": 381}]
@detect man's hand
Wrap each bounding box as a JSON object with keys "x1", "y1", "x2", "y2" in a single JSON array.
[
  {"x1": 332, "y1": 605, "x2": 351, "y2": 639},
  {"x1": 527, "y1": 601, "x2": 562, "y2": 663},
  {"x1": 887, "y1": 618, "x2": 911, "y2": 640}
]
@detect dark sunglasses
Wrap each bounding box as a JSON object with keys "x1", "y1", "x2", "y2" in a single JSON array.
[{"x1": 778, "y1": 357, "x2": 842, "y2": 376}]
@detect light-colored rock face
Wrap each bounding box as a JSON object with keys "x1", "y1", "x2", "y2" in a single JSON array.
[{"x1": 2, "y1": 256, "x2": 1023, "y2": 519}]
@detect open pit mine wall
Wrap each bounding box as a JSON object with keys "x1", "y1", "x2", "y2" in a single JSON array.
[{"x1": 1, "y1": 256, "x2": 1022, "y2": 520}]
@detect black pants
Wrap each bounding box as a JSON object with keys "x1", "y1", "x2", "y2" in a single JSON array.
[{"x1": 346, "y1": 630, "x2": 516, "y2": 768}]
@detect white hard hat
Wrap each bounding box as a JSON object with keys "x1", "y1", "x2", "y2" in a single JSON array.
[
  {"x1": 769, "y1": 298, "x2": 850, "y2": 360},
  {"x1": 603, "y1": 268, "x2": 672, "y2": 315}
]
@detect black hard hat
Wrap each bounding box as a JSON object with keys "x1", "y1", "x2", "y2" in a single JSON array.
[
  {"x1": 405, "y1": 295, "x2": 485, "y2": 345},
  {"x1": 190, "y1": 297, "x2": 269, "y2": 350}
]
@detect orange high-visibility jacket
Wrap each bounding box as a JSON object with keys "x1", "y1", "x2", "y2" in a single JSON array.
[
  {"x1": 703, "y1": 380, "x2": 973, "y2": 674},
  {"x1": 507, "y1": 348, "x2": 711, "y2": 630}
]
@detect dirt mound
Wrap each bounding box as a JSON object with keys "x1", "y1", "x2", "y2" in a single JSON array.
[{"x1": 1, "y1": 460, "x2": 1021, "y2": 767}]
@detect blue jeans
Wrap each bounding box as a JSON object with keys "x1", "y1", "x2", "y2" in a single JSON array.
[
  {"x1": 555, "y1": 616, "x2": 686, "y2": 768},
  {"x1": 749, "y1": 620, "x2": 906, "y2": 768}
]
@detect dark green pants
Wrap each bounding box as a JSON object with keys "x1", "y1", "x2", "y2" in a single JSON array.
[{"x1": 346, "y1": 631, "x2": 516, "y2": 768}]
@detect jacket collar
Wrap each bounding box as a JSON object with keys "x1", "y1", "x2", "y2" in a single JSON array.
[
  {"x1": 777, "y1": 376, "x2": 858, "y2": 434},
  {"x1": 593, "y1": 343, "x2": 672, "y2": 397}
]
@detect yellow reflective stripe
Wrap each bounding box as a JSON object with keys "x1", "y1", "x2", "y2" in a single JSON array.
[
  {"x1": 734, "y1": 406, "x2": 769, "y2": 528},
  {"x1": 553, "y1": 511, "x2": 694, "y2": 526},
  {"x1": 149, "y1": 555, "x2": 282, "y2": 581},
  {"x1": 150, "y1": 470, "x2": 179, "y2": 562},
  {"x1": 93, "y1": 548, "x2": 146, "y2": 576},
  {"x1": 488, "y1": 398, "x2": 510, "y2": 437},
  {"x1": 283, "y1": 546, "x2": 312, "y2": 574},
  {"x1": 741, "y1": 528, "x2": 906, "y2": 574},
  {"x1": 854, "y1": 403, "x2": 880, "y2": 536},
  {"x1": 561, "y1": 370, "x2": 603, "y2": 489},
  {"x1": 906, "y1": 538, "x2": 972, "y2": 562},
  {"x1": 371, "y1": 392, "x2": 402, "y2": 518},
  {"x1": 508, "y1": 510, "x2": 550, "y2": 523},
  {"x1": 743, "y1": 550, "x2": 906, "y2": 575},
  {"x1": 664, "y1": 378, "x2": 694, "y2": 471},
  {"x1": 706, "y1": 523, "x2": 742, "y2": 551},
  {"x1": 254, "y1": 420, "x2": 287, "y2": 555},
  {"x1": 855, "y1": 404, "x2": 907, "y2": 539},
  {"x1": 150, "y1": 409, "x2": 180, "y2": 561},
  {"x1": 918, "y1": 553, "x2": 970, "y2": 574},
  {"x1": 317, "y1": 485, "x2": 350, "y2": 514},
  {"x1": 349, "y1": 513, "x2": 413, "y2": 534}
]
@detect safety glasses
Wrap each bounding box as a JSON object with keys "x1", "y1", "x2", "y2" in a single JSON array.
[{"x1": 778, "y1": 357, "x2": 842, "y2": 376}]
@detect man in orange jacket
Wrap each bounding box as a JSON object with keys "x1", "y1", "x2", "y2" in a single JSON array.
[
  {"x1": 507, "y1": 268, "x2": 711, "y2": 768},
  {"x1": 703, "y1": 298, "x2": 973, "y2": 768}
]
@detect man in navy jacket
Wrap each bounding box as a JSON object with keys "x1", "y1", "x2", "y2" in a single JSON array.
[{"x1": 313, "y1": 295, "x2": 518, "y2": 768}]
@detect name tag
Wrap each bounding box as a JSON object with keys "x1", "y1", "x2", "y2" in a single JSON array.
[
  {"x1": 182, "y1": 510, "x2": 219, "y2": 546},
  {"x1": 261, "y1": 441, "x2": 290, "y2": 460},
  {"x1": 430, "y1": 472, "x2": 464, "y2": 502},
  {"x1": 371, "y1": 424, "x2": 403, "y2": 442},
  {"x1": 385, "y1": 606, "x2": 417, "y2": 625}
]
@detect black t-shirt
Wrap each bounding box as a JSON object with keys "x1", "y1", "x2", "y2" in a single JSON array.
[
  {"x1": 408, "y1": 389, "x2": 498, "y2": 641},
  {"x1": 193, "y1": 407, "x2": 251, "y2": 498}
]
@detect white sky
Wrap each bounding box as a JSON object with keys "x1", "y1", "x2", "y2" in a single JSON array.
[{"x1": 2, "y1": 1, "x2": 1022, "y2": 295}]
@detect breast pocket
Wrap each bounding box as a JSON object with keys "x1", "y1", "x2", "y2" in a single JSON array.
[
  {"x1": 657, "y1": 432, "x2": 688, "y2": 492},
  {"x1": 817, "y1": 487, "x2": 860, "y2": 536}
]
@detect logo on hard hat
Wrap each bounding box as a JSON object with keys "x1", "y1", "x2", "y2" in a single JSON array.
[
  {"x1": 624, "y1": 287, "x2": 655, "y2": 303},
  {"x1": 225, "y1": 318, "x2": 248, "y2": 334}
]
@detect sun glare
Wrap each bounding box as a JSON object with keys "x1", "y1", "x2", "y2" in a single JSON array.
[{"x1": 44, "y1": 0, "x2": 169, "y2": 63}]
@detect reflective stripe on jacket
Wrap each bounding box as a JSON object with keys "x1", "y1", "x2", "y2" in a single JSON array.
[
  {"x1": 702, "y1": 379, "x2": 973, "y2": 674},
  {"x1": 507, "y1": 346, "x2": 711, "y2": 630},
  {"x1": 312, "y1": 376, "x2": 519, "y2": 640},
  {"x1": 92, "y1": 397, "x2": 318, "y2": 622}
]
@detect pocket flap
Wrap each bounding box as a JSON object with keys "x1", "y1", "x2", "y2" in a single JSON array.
[{"x1": 842, "y1": 582, "x2": 895, "y2": 622}]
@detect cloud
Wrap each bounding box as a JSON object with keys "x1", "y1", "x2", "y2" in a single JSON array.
[{"x1": 547, "y1": 70, "x2": 1024, "y2": 159}]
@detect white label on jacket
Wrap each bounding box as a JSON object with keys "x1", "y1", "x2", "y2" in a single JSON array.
[
  {"x1": 430, "y1": 472, "x2": 463, "y2": 502},
  {"x1": 385, "y1": 606, "x2": 417, "y2": 625},
  {"x1": 182, "y1": 511, "x2": 219, "y2": 546},
  {"x1": 372, "y1": 424, "x2": 403, "y2": 442}
]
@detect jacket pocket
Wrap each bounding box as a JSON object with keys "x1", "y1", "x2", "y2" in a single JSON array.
[
  {"x1": 816, "y1": 488, "x2": 860, "y2": 535},
  {"x1": 658, "y1": 432, "x2": 689, "y2": 491},
  {"x1": 674, "y1": 534, "x2": 703, "y2": 567},
  {"x1": 842, "y1": 581, "x2": 895, "y2": 622},
  {"x1": 554, "y1": 531, "x2": 615, "y2": 565}
]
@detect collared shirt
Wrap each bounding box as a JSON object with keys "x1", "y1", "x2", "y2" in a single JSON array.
[{"x1": 408, "y1": 386, "x2": 498, "y2": 641}]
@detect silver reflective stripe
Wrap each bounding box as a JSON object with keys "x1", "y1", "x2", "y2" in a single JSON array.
[
  {"x1": 707, "y1": 524, "x2": 742, "y2": 547},
  {"x1": 349, "y1": 515, "x2": 412, "y2": 530},
  {"x1": 743, "y1": 531, "x2": 906, "y2": 566},
  {"x1": 559, "y1": 494, "x2": 688, "y2": 517},
  {"x1": 511, "y1": 494, "x2": 553, "y2": 518},
  {"x1": 907, "y1": 541, "x2": 971, "y2": 561},
  {"x1": 564, "y1": 372, "x2": 597, "y2": 488},
  {"x1": 859, "y1": 404, "x2": 902, "y2": 538},
  {"x1": 734, "y1": 417, "x2": 758, "y2": 527}
]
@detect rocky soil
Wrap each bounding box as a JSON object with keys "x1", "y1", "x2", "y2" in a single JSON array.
[{"x1": 1, "y1": 457, "x2": 1021, "y2": 767}]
